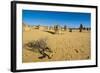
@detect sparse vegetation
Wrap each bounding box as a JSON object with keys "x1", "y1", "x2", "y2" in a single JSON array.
[
  {"x1": 79, "y1": 24, "x2": 83, "y2": 32},
  {"x1": 54, "y1": 25, "x2": 59, "y2": 34},
  {"x1": 24, "y1": 38, "x2": 52, "y2": 59},
  {"x1": 69, "y1": 28, "x2": 72, "y2": 32},
  {"x1": 23, "y1": 23, "x2": 90, "y2": 62},
  {"x1": 35, "y1": 25, "x2": 40, "y2": 29}
]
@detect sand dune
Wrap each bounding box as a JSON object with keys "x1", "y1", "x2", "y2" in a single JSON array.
[{"x1": 22, "y1": 28, "x2": 90, "y2": 63}]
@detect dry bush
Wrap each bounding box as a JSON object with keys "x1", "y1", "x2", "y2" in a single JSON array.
[
  {"x1": 24, "y1": 38, "x2": 52, "y2": 59},
  {"x1": 69, "y1": 28, "x2": 72, "y2": 32},
  {"x1": 79, "y1": 24, "x2": 83, "y2": 32},
  {"x1": 54, "y1": 25, "x2": 59, "y2": 34}
]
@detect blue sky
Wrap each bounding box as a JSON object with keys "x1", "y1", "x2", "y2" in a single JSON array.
[{"x1": 22, "y1": 10, "x2": 91, "y2": 28}]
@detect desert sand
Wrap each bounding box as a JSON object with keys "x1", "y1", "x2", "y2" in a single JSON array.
[{"x1": 22, "y1": 26, "x2": 91, "y2": 63}]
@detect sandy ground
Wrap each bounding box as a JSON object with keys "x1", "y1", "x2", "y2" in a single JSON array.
[{"x1": 22, "y1": 29, "x2": 91, "y2": 63}]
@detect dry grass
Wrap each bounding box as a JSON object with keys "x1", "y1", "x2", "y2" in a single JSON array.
[{"x1": 22, "y1": 28, "x2": 90, "y2": 63}]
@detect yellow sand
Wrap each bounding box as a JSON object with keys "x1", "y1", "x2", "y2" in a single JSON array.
[{"x1": 22, "y1": 29, "x2": 90, "y2": 63}]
